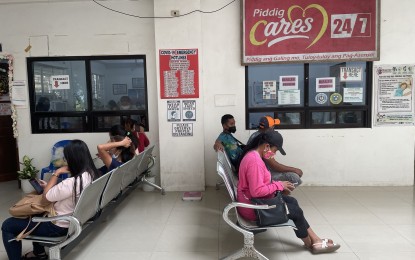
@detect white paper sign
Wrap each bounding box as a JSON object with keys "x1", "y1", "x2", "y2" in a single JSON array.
[
  {"x1": 340, "y1": 67, "x2": 362, "y2": 82},
  {"x1": 262, "y1": 80, "x2": 277, "y2": 99},
  {"x1": 182, "y1": 100, "x2": 196, "y2": 121},
  {"x1": 11, "y1": 80, "x2": 27, "y2": 107},
  {"x1": 51, "y1": 75, "x2": 70, "y2": 90},
  {"x1": 279, "y1": 76, "x2": 298, "y2": 90},
  {"x1": 172, "y1": 123, "x2": 193, "y2": 137},
  {"x1": 316, "y1": 77, "x2": 336, "y2": 92},
  {"x1": 167, "y1": 100, "x2": 181, "y2": 121},
  {"x1": 343, "y1": 88, "x2": 363, "y2": 103},
  {"x1": 278, "y1": 90, "x2": 301, "y2": 105}
]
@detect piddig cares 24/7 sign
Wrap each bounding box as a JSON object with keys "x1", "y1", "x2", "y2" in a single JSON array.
[{"x1": 242, "y1": 0, "x2": 380, "y2": 64}]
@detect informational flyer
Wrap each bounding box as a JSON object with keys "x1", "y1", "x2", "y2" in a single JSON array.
[
  {"x1": 278, "y1": 90, "x2": 301, "y2": 105},
  {"x1": 316, "y1": 77, "x2": 336, "y2": 92},
  {"x1": 279, "y1": 76, "x2": 298, "y2": 90},
  {"x1": 374, "y1": 64, "x2": 415, "y2": 126},
  {"x1": 343, "y1": 88, "x2": 363, "y2": 103},
  {"x1": 159, "y1": 49, "x2": 199, "y2": 99},
  {"x1": 172, "y1": 123, "x2": 193, "y2": 137},
  {"x1": 11, "y1": 80, "x2": 27, "y2": 107},
  {"x1": 262, "y1": 80, "x2": 277, "y2": 99},
  {"x1": 167, "y1": 100, "x2": 181, "y2": 122},
  {"x1": 182, "y1": 100, "x2": 196, "y2": 121},
  {"x1": 340, "y1": 67, "x2": 363, "y2": 82}
]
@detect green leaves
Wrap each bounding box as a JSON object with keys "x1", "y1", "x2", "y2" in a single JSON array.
[{"x1": 18, "y1": 155, "x2": 39, "y2": 179}]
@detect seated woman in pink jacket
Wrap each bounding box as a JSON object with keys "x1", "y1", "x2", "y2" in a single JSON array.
[{"x1": 237, "y1": 131, "x2": 340, "y2": 254}]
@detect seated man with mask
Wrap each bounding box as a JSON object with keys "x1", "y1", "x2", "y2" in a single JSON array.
[{"x1": 213, "y1": 114, "x2": 244, "y2": 168}]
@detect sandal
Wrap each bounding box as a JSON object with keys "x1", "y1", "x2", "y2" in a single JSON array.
[
  {"x1": 21, "y1": 251, "x2": 48, "y2": 260},
  {"x1": 311, "y1": 238, "x2": 340, "y2": 254}
]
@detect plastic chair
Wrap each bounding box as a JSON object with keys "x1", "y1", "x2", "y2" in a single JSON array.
[{"x1": 40, "y1": 140, "x2": 71, "y2": 180}]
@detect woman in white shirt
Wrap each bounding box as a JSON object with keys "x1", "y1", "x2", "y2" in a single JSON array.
[{"x1": 1, "y1": 139, "x2": 100, "y2": 260}]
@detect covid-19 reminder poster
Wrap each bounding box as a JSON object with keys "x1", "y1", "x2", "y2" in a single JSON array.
[
  {"x1": 159, "y1": 49, "x2": 199, "y2": 99},
  {"x1": 242, "y1": 0, "x2": 380, "y2": 64},
  {"x1": 374, "y1": 64, "x2": 415, "y2": 126}
]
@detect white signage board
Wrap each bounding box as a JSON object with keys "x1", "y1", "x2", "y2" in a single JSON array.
[
  {"x1": 340, "y1": 67, "x2": 363, "y2": 82},
  {"x1": 172, "y1": 123, "x2": 193, "y2": 137},
  {"x1": 51, "y1": 75, "x2": 70, "y2": 90}
]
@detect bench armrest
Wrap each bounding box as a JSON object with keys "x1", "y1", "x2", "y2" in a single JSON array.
[
  {"x1": 32, "y1": 215, "x2": 82, "y2": 249},
  {"x1": 222, "y1": 202, "x2": 274, "y2": 235}
]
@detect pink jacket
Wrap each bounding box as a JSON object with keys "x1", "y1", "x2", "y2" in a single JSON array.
[{"x1": 237, "y1": 150, "x2": 284, "y2": 221}]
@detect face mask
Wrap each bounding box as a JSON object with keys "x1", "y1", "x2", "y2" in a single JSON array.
[
  {"x1": 228, "y1": 126, "x2": 236, "y2": 133},
  {"x1": 264, "y1": 149, "x2": 276, "y2": 159}
]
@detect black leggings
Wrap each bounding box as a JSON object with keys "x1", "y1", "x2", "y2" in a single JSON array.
[{"x1": 283, "y1": 195, "x2": 310, "y2": 238}]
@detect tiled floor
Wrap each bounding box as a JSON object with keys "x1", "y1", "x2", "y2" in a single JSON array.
[{"x1": 1, "y1": 181, "x2": 415, "y2": 259}]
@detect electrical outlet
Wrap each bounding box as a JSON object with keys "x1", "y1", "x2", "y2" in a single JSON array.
[{"x1": 171, "y1": 10, "x2": 180, "y2": 17}]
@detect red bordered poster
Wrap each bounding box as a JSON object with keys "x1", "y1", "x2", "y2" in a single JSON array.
[
  {"x1": 159, "y1": 49, "x2": 199, "y2": 99},
  {"x1": 242, "y1": 0, "x2": 380, "y2": 64}
]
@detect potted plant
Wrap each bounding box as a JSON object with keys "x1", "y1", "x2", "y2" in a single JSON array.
[{"x1": 18, "y1": 155, "x2": 39, "y2": 193}]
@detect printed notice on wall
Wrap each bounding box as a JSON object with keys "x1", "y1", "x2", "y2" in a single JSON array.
[
  {"x1": 279, "y1": 76, "x2": 298, "y2": 90},
  {"x1": 182, "y1": 100, "x2": 196, "y2": 121},
  {"x1": 316, "y1": 77, "x2": 336, "y2": 92},
  {"x1": 343, "y1": 88, "x2": 363, "y2": 103},
  {"x1": 278, "y1": 90, "x2": 300, "y2": 105},
  {"x1": 167, "y1": 100, "x2": 181, "y2": 122},
  {"x1": 11, "y1": 80, "x2": 27, "y2": 107},
  {"x1": 159, "y1": 49, "x2": 199, "y2": 99},
  {"x1": 374, "y1": 64, "x2": 415, "y2": 126},
  {"x1": 262, "y1": 81, "x2": 277, "y2": 99},
  {"x1": 172, "y1": 123, "x2": 193, "y2": 137}
]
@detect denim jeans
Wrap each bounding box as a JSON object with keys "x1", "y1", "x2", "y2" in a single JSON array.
[{"x1": 1, "y1": 216, "x2": 68, "y2": 260}]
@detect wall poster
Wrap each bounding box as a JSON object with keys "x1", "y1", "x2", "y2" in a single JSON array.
[
  {"x1": 242, "y1": 0, "x2": 380, "y2": 64},
  {"x1": 182, "y1": 100, "x2": 196, "y2": 121},
  {"x1": 172, "y1": 123, "x2": 193, "y2": 137},
  {"x1": 159, "y1": 49, "x2": 199, "y2": 99},
  {"x1": 374, "y1": 64, "x2": 415, "y2": 126},
  {"x1": 167, "y1": 100, "x2": 181, "y2": 122}
]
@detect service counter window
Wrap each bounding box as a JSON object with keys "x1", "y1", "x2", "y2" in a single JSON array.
[
  {"x1": 246, "y1": 61, "x2": 372, "y2": 129},
  {"x1": 28, "y1": 55, "x2": 149, "y2": 133}
]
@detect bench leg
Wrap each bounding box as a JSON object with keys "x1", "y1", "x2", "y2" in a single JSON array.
[
  {"x1": 220, "y1": 232, "x2": 268, "y2": 260},
  {"x1": 48, "y1": 246, "x2": 61, "y2": 260},
  {"x1": 142, "y1": 176, "x2": 166, "y2": 195}
]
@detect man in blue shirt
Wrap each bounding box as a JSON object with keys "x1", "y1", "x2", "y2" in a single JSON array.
[{"x1": 213, "y1": 114, "x2": 243, "y2": 168}]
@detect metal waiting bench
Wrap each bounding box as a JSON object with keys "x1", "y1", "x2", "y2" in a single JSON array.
[
  {"x1": 17, "y1": 146, "x2": 161, "y2": 260},
  {"x1": 216, "y1": 150, "x2": 296, "y2": 260}
]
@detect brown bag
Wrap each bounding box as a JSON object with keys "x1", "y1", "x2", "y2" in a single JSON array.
[
  {"x1": 9, "y1": 192, "x2": 54, "y2": 218},
  {"x1": 8, "y1": 192, "x2": 56, "y2": 241}
]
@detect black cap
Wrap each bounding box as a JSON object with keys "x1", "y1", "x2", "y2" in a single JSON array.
[{"x1": 264, "y1": 131, "x2": 286, "y2": 155}]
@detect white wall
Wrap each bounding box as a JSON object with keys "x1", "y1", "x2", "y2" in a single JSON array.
[{"x1": 0, "y1": 0, "x2": 413, "y2": 189}]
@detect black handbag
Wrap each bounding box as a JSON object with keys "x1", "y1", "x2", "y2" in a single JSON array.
[{"x1": 251, "y1": 192, "x2": 289, "y2": 227}]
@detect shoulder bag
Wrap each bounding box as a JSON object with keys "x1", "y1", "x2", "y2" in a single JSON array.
[{"x1": 251, "y1": 191, "x2": 289, "y2": 227}]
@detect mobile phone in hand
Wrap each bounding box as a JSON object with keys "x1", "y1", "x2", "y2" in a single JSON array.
[{"x1": 29, "y1": 178, "x2": 44, "y2": 194}]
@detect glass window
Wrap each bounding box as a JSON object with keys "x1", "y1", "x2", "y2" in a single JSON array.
[
  {"x1": 247, "y1": 64, "x2": 304, "y2": 108},
  {"x1": 246, "y1": 62, "x2": 371, "y2": 129},
  {"x1": 33, "y1": 61, "x2": 87, "y2": 112},
  {"x1": 91, "y1": 59, "x2": 147, "y2": 111},
  {"x1": 28, "y1": 55, "x2": 149, "y2": 133}
]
